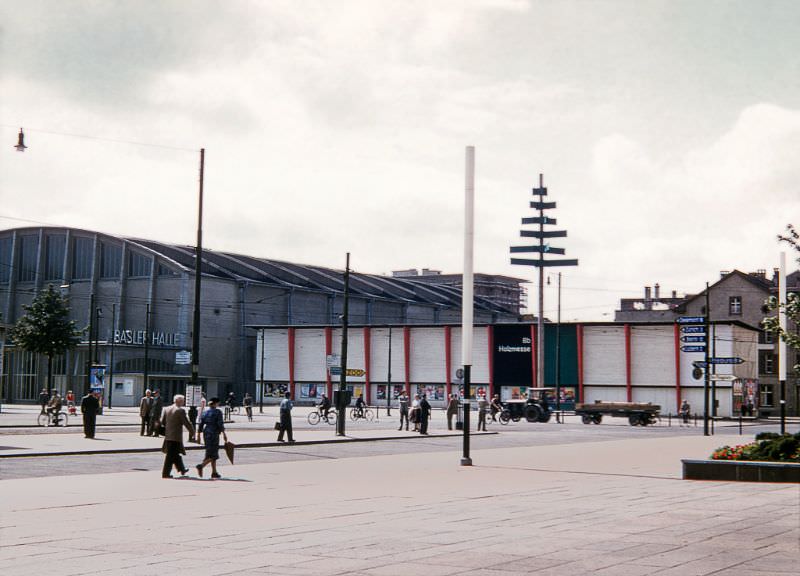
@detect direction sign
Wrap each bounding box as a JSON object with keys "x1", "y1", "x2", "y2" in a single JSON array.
[
  {"x1": 329, "y1": 366, "x2": 342, "y2": 376},
  {"x1": 681, "y1": 326, "x2": 705, "y2": 334},
  {"x1": 345, "y1": 368, "x2": 366, "y2": 377},
  {"x1": 709, "y1": 357, "x2": 745, "y2": 365},
  {"x1": 681, "y1": 345, "x2": 706, "y2": 353},
  {"x1": 326, "y1": 354, "x2": 341, "y2": 368},
  {"x1": 681, "y1": 336, "x2": 706, "y2": 343},
  {"x1": 710, "y1": 374, "x2": 737, "y2": 381},
  {"x1": 677, "y1": 316, "x2": 706, "y2": 324},
  {"x1": 175, "y1": 350, "x2": 192, "y2": 365}
]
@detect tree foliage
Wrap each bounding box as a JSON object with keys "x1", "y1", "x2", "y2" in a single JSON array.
[
  {"x1": 762, "y1": 224, "x2": 800, "y2": 373},
  {"x1": 9, "y1": 285, "x2": 81, "y2": 361}
]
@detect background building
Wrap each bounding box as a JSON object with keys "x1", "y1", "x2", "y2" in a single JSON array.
[{"x1": 0, "y1": 226, "x2": 519, "y2": 406}]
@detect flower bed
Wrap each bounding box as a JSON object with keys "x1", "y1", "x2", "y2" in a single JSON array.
[
  {"x1": 683, "y1": 433, "x2": 800, "y2": 483},
  {"x1": 711, "y1": 432, "x2": 800, "y2": 463}
]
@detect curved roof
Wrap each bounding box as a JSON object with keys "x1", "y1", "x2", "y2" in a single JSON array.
[{"x1": 0, "y1": 226, "x2": 512, "y2": 314}]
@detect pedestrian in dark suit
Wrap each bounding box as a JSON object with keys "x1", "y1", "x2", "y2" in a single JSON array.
[
  {"x1": 139, "y1": 389, "x2": 152, "y2": 436},
  {"x1": 419, "y1": 394, "x2": 431, "y2": 435},
  {"x1": 397, "y1": 391, "x2": 409, "y2": 431},
  {"x1": 160, "y1": 394, "x2": 194, "y2": 478},
  {"x1": 277, "y1": 391, "x2": 294, "y2": 442},
  {"x1": 39, "y1": 389, "x2": 50, "y2": 415},
  {"x1": 446, "y1": 394, "x2": 458, "y2": 430},
  {"x1": 80, "y1": 392, "x2": 100, "y2": 438},
  {"x1": 196, "y1": 397, "x2": 227, "y2": 479},
  {"x1": 149, "y1": 390, "x2": 164, "y2": 437}
]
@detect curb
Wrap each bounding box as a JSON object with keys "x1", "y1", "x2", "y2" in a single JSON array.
[{"x1": 0, "y1": 431, "x2": 498, "y2": 459}]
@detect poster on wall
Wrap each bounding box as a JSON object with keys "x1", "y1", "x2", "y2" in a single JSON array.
[
  {"x1": 457, "y1": 385, "x2": 488, "y2": 399},
  {"x1": 501, "y1": 386, "x2": 528, "y2": 401},
  {"x1": 299, "y1": 383, "x2": 324, "y2": 399},
  {"x1": 415, "y1": 385, "x2": 445, "y2": 401},
  {"x1": 376, "y1": 385, "x2": 386, "y2": 400}
]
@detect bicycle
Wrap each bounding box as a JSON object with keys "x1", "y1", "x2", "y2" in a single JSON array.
[
  {"x1": 349, "y1": 407, "x2": 374, "y2": 422},
  {"x1": 38, "y1": 410, "x2": 68, "y2": 427},
  {"x1": 308, "y1": 409, "x2": 337, "y2": 426}
]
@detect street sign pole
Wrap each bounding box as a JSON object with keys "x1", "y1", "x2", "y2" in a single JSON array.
[{"x1": 703, "y1": 283, "x2": 711, "y2": 436}]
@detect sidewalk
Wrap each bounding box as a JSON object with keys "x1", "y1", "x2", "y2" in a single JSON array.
[{"x1": 1, "y1": 434, "x2": 796, "y2": 576}]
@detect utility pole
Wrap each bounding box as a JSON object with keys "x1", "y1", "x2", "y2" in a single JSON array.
[
  {"x1": 108, "y1": 303, "x2": 116, "y2": 409},
  {"x1": 191, "y1": 148, "x2": 205, "y2": 400},
  {"x1": 259, "y1": 327, "x2": 266, "y2": 414},
  {"x1": 86, "y1": 292, "x2": 95, "y2": 395},
  {"x1": 144, "y1": 303, "x2": 151, "y2": 393},
  {"x1": 386, "y1": 326, "x2": 392, "y2": 416},
  {"x1": 461, "y1": 146, "x2": 475, "y2": 467},
  {"x1": 779, "y1": 251, "x2": 787, "y2": 434},
  {"x1": 511, "y1": 174, "x2": 578, "y2": 393},
  {"x1": 336, "y1": 252, "x2": 350, "y2": 437},
  {"x1": 555, "y1": 272, "x2": 561, "y2": 416}
]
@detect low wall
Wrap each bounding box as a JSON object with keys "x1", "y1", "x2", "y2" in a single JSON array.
[{"x1": 682, "y1": 459, "x2": 800, "y2": 483}]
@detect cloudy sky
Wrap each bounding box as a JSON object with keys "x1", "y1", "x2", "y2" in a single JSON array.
[{"x1": 1, "y1": 0, "x2": 797, "y2": 320}]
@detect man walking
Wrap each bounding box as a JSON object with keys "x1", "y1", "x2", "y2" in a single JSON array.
[
  {"x1": 80, "y1": 391, "x2": 100, "y2": 438},
  {"x1": 446, "y1": 393, "x2": 458, "y2": 430},
  {"x1": 160, "y1": 394, "x2": 194, "y2": 478},
  {"x1": 277, "y1": 391, "x2": 294, "y2": 442},
  {"x1": 397, "y1": 391, "x2": 409, "y2": 431},
  {"x1": 149, "y1": 390, "x2": 164, "y2": 437},
  {"x1": 418, "y1": 394, "x2": 431, "y2": 435},
  {"x1": 139, "y1": 389, "x2": 152, "y2": 436},
  {"x1": 243, "y1": 392, "x2": 253, "y2": 422}
]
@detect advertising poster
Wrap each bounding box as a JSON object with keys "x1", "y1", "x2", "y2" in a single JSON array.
[
  {"x1": 300, "y1": 383, "x2": 323, "y2": 399},
  {"x1": 89, "y1": 365, "x2": 106, "y2": 393},
  {"x1": 501, "y1": 386, "x2": 528, "y2": 401},
  {"x1": 376, "y1": 385, "x2": 386, "y2": 400}
]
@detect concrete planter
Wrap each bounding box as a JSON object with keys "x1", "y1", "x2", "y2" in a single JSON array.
[{"x1": 682, "y1": 459, "x2": 800, "y2": 483}]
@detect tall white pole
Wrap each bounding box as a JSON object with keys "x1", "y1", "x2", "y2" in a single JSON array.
[
  {"x1": 779, "y1": 251, "x2": 787, "y2": 433},
  {"x1": 461, "y1": 145, "x2": 475, "y2": 466}
]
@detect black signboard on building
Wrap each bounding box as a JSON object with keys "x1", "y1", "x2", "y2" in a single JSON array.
[{"x1": 493, "y1": 325, "x2": 533, "y2": 389}]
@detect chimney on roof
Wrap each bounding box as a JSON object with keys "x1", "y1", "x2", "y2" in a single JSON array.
[
  {"x1": 672, "y1": 290, "x2": 677, "y2": 299},
  {"x1": 654, "y1": 283, "x2": 660, "y2": 300},
  {"x1": 720, "y1": 270, "x2": 730, "y2": 279},
  {"x1": 772, "y1": 268, "x2": 780, "y2": 286},
  {"x1": 644, "y1": 286, "x2": 651, "y2": 300},
  {"x1": 644, "y1": 286, "x2": 652, "y2": 310},
  {"x1": 750, "y1": 269, "x2": 766, "y2": 280}
]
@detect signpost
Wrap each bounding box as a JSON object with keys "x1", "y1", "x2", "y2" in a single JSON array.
[
  {"x1": 709, "y1": 357, "x2": 744, "y2": 365},
  {"x1": 175, "y1": 350, "x2": 192, "y2": 365},
  {"x1": 681, "y1": 336, "x2": 706, "y2": 343},
  {"x1": 681, "y1": 345, "x2": 706, "y2": 353},
  {"x1": 345, "y1": 368, "x2": 365, "y2": 377},
  {"x1": 677, "y1": 316, "x2": 705, "y2": 324},
  {"x1": 681, "y1": 326, "x2": 705, "y2": 334},
  {"x1": 710, "y1": 374, "x2": 736, "y2": 381},
  {"x1": 330, "y1": 366, "x2": 342, "y2": 376}
]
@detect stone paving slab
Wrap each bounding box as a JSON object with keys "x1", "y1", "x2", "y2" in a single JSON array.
[{"x1": 2, "y1": 435, "x2": 798, "y2": 575}]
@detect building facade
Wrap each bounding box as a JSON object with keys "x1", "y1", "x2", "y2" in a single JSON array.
[
  {"x1": 0, "y1": 226, "x2": 519, "y2": 406},
  {"x1": 256, "y1": 321, "x2": 759, "y2": 417}
]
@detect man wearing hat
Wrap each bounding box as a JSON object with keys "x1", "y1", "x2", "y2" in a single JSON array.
[{"x1": 277, "y1": 391, "x2": 294, "y2": 443}]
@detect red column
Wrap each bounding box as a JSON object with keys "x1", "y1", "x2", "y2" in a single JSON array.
[
  {"x1": 487, "y1": 326, "x2": 494, "y2": 397},
  {"x1": 624, "y1": 324, "x2": 632, "y2": 402},
  {"x1": 288, "y1": 327, "x2": 296, "y2": 399},
  {"x1": 444, "y1": 326, "x2": 452, "y2": 398},
  {"x1": 530, "y1": 324, "x2": 537, "y2": 389},
  {"x1": 403, "y1": 326, "x2": 411, "y2": 396},
  {"x1": 674, "y1": 323, "x2": 681, "y2": 410},
  {"x1": 577, "y1": 324, "x2": 584, "y2": 402},
  {"x1": 363, "y1": 327, "x2": 371, "y2": 404},
  {"x1": 324, "y1": 327, "x2": 332, "y2": 398}
]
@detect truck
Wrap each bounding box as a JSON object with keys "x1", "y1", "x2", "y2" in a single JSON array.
[{"x1": 575, "y1": 401, "x2": 661, "y2": 426}]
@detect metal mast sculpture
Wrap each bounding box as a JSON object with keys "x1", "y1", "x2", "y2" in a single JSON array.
[{"x1": 510, "y1": 174, "x2": 578, "y2": 388}]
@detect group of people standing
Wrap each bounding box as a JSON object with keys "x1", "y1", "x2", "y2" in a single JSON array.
[
  {"x1": 396, "y1": 391, "x2": 431, "y2": 434},
  {"x1": 138, "y1": 389, "x2": 164, "y2": 437}
]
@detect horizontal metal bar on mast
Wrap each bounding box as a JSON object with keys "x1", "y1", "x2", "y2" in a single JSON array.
[
  {"x1": 531, "y1": 187, "x2": 547, "y2": 196},
  {"x1": 510, "y1": 258, "x2": 579, "y2": 267},
  {"x1": 521, "y1": 216, "x2": 557, "y2": 225},
  {"x1": 510, "y1": 245, "x2": 566, "y2": 255},
  {"x1": 530, "y1": 201, "x2": 557, "y2": 210},
  {"x1": 520, "y1": 230, "x2": 567, "y2": 238}
]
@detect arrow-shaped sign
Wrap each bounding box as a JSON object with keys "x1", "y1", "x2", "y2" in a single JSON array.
[
  {"x1": 681, "y1": 335, "x2": 706, "y2": 343},
  {"x1": 681, "y1": 345, "x2": 706, "y2": 353},
  {"x1": 681, "y1": 326, "x2": 705, "y2": 334},
  {"x1": 677, "y1": 316, "x2": 706, "y2": 324},
  {"x1": 709, "y1": 357, "x2": 745, "y2": 365}
]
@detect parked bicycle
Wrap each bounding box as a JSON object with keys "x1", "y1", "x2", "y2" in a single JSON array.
[
  {"x1": 349, "y1": 406, "x2": 374, "y2": 422},
  {"x1": 308, "y1": 408, "x2": 337, "y2": 426},
  {"x1": 38, "y1": 410, "x2": 68, "y2": 427}
]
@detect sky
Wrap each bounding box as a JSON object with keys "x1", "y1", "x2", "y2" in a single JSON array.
[{"x1": 1, "y1": 0, "x2": 798, "y2": 321}]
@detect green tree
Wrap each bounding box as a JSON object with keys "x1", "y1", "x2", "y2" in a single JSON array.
[
  {"x1": 763, "y1": 224, "x2": 800, "y2": 373},
  {"x1": 9, "y1": 285, "x2": 81, "y2": 393}
]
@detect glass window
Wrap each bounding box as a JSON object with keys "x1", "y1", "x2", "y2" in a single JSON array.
[
  {"x1": 100, "y1": 243, "x2": 122, "y2": 279},
  {"x1": 0, "y1": 236, "x2": 11, "y2": 283},
  {"x1": 729, "y1": 296, "x2": 742, "y2": 315},
  {"x1": 762, "y1": 329, "x2": 774, "y2": 344},
  {"x1": 72, "y1": 237, "x2": 94, "y2": 280},
  {"x1": 18, "y1": 234, "x2": 39, "y2": 282},
  {"x1": 157, "y1": 262, "x2": 177, "y2": 277},
  {"x1": 45, "y1": 235, "x2": 66, "y2": 281},
  {"x1": 760, "y1": 385, "x2": 774, "y2": 407},
  {"x1": 128, "y1": 251, "x2": 152, "y2": 278}
]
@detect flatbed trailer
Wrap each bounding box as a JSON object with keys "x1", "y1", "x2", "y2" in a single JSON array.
[{"x1": 575, "y1": 401, "x2": 661, "y2": 426}]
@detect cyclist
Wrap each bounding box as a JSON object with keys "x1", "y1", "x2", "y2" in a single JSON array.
[
  {"x1": 46, "y1": 390, "x2": 63, "y2": 424},
  {"x1": 317, "y1": 393, "x2": 332, "y2": 421},
  {"x1": 354, "y1": 393, "x2": 366, "y2": 419},
  {"x1": 225, "y1": 391, "x2": 237, "y2": 410},
  {"x1": 490, "y1": 394, "x2": 503, "y2": 422}
]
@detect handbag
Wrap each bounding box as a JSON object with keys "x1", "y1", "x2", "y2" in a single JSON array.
[{"x1": 274, "y1": 422, "x2": 282, "y2": 431}]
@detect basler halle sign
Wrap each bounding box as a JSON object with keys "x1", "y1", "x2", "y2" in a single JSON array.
[
  {"x1": 113, "y1": 329, "x2": 178, "y2": 347},
  {"x1": 493, "y1": 325, "x2": 533, "y2": 387}
]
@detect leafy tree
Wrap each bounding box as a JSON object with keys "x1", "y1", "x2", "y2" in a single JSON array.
[
  {"x1": 9, "y1": 285, "x2": 81, "y2": 393},
  {"x1": 763, "y1": 224, "x2": 800, "y2": 373}
]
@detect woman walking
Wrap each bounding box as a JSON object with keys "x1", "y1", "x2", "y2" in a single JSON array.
[{"x1": 196, "y1": 397, "x2": 228, "y2": 479}]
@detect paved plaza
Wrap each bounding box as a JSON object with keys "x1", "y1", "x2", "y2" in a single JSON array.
[{"x1": 2, "y1": 421, "x2": 798, "y2": 576}]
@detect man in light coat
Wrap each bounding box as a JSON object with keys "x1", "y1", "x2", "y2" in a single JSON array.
[
  {"x1": 160, "y1": 394, "x2": 194, "y2": 478},
  {"x1": 139, "y1": 389, "x2": 152, "y2": 436}
]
